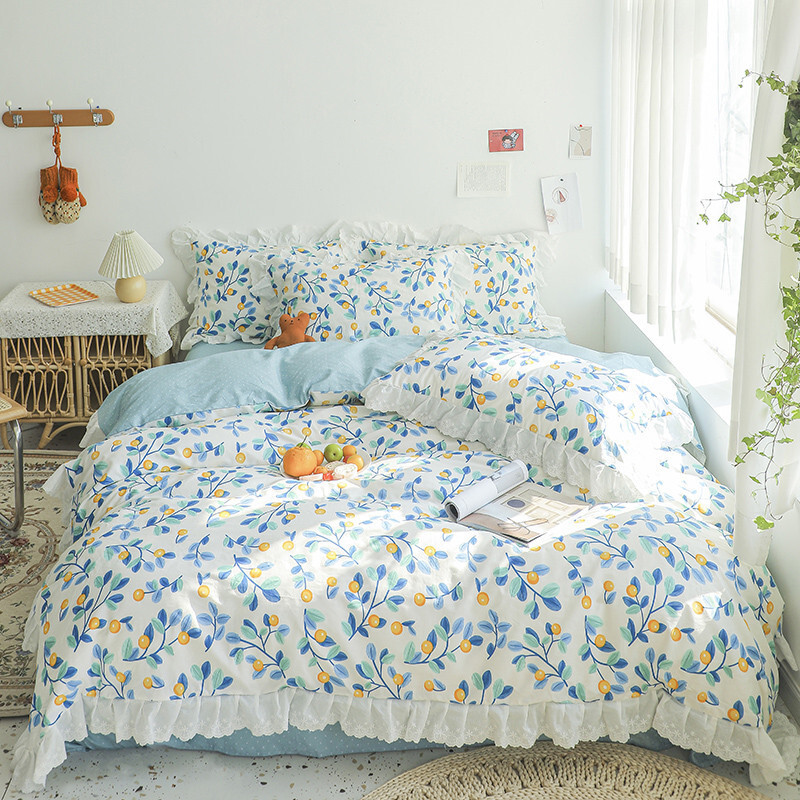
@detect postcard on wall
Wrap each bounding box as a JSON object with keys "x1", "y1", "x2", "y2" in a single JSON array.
[
  {"x1": 540, "y1": 173, "x2": 583, "y2": 234},
  {"x1": 488, "y1": 128, "x2": 524, "y2": 152},
  {"x1": 457, "y1": 162, "x2": 510, "y2": 197}
]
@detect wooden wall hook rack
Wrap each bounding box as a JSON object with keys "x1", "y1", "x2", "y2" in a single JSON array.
[{"x1": 2, "y1": 107, "x2": 115, "y2": 129}]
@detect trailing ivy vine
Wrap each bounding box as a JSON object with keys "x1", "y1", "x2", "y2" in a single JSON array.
[{"x1": 701, "y1": 71, "x2": 800, "y2": 530}]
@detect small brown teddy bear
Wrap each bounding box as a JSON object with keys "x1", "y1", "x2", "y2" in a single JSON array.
[{"x1": 263, "y1": 312, "x2": 316, "y2": 350}]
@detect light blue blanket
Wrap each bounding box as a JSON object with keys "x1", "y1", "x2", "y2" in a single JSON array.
[{"x1": 97, "y1": 335, "x2": 425, "y2": 436}]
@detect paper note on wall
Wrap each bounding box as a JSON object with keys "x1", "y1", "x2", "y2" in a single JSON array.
[
  {"x1": 569, "y1": 124, "x2": 592, "y2": 158},
  {"x1": 540, "y1": 173, "x2": 582, "y2": 233},
  {"x1": 457, "y1": 162, "x2": 510, "y2": 197}
]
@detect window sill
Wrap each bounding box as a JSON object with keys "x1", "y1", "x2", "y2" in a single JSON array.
[
  {"x1": 604, "y1": 290, "x2": 734, "y2": 487},
  {"x1": 605, "y1": 290, "x2": 733, "y2": 423}
]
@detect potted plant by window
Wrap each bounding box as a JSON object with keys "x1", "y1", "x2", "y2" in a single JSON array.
[{"x1": 701, "y1": 71, "x2": 800, "y2": 530}]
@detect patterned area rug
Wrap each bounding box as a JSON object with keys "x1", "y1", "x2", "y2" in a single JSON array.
[
  {"x1": 0, "y1": 452, "x2": 74, "y2": 717},
  {"x1": 362, "y1": 743, "x2": 767, "y2": 800}
]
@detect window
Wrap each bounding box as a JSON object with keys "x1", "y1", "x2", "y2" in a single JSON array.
[{"x1": 698, "y1": 1, "x2": 769, "y2": 343}]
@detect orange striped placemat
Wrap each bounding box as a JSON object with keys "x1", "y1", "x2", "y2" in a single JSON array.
[{"x1": 29, "y1": 284, "x2": 99, "y2": 307}]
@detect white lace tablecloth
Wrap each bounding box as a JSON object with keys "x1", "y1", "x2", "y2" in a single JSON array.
[{"x1": 0, "y1": 281, "x2": 188, "y2": 357}]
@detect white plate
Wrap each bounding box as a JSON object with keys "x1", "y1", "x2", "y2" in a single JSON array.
[{"x1": 281, "y1": 452, "x2": 371, "y2": 481}]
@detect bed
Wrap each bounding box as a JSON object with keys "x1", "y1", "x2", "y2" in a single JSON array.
[{"x1": 11, "y1": 223, "x2": 799, "y2": 791}]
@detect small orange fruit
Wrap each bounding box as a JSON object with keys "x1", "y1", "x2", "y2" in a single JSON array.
[
  {"x1": 345, "y1": 454, "x2": 365, "y2": 470},
  {"x1": 283, "y1": 446, "x2": 317, "y2": 478}
]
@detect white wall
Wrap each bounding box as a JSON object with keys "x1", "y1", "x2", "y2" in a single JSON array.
[{"x1": 1, "y1": 0, "x2": 611, "y2": 347}]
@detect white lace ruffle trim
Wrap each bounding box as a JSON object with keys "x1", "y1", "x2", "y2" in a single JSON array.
[
  {"x1": 362, "y1": 380, "x2": 670, "y2": 503},
  {"x1": 10, "y1": 688, "x2": 799, "y2": 793}
]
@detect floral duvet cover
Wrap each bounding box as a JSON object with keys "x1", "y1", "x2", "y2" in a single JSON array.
[{"x1": 12, "y1": 345, "x2": 798, "y2": 791}]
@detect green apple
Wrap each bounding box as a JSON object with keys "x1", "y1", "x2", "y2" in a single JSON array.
[
  {"x1": 324, "y1": 443, "x2": 343, "y2": 462},
  {"x1": 298, "y1": 441, "x2": 312, "y2": 450}
]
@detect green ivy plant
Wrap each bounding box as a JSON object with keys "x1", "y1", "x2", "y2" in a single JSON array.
[{"x1": 701, "y1": 71, "x2": 800, "y2": 531}]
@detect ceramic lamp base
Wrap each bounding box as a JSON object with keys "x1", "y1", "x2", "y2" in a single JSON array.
[{"x1": 115, "y1": 275, "x2": 146, "y2": 303}]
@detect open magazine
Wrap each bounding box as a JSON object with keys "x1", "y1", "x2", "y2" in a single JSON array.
[{"x1": 444, "y1": 460, "x2": 585, "y2": 544}]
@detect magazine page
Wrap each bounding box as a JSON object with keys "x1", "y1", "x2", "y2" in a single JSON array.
[
  {"x1": 460, "y1": 482, "x2": 584, "y2": 543},
  {"x1": 444, "y1": 460, "x2": 528, "y2": 522}
]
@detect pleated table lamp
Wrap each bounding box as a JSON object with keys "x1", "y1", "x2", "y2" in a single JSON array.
[{"x1": 99, "y1": 230, "x2": 164, "y2": 303}]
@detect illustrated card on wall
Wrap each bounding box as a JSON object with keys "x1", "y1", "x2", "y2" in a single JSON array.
[
  {"x1": 540, "y1": 174, "x2": 582, "y2": 233},
  {"x1": 488, "y1": 129, "x2": 524, "y2": 152}
]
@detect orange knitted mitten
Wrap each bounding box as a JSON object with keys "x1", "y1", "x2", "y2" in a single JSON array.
[
  {"x1": 56, "y1": 166, "x2": 86, "y2": 224},
  {"x1": 39, "y1": 165, "x2": 59, "y2": 225}
]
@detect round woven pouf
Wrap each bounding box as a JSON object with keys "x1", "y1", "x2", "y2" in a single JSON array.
[{"x1": 361, "y1": 742, "x2": 768, "y2": 800}]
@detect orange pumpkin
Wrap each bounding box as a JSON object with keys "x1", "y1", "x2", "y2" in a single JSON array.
[{"x1": 283, "y1": 446, "x2": 318, "y2": 478}]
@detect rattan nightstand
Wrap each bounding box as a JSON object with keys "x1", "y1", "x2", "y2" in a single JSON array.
[
  {"x1": 0, "y1": 280, "x2": 187, "y2": 448},
  {"x1": 0, "y1": 392, "x2": 28, "y2": 531}
]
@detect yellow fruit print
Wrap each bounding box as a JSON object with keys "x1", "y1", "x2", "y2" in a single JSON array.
[{"x1": 19, "y1": 389, "x2": 783, "y2": 785}]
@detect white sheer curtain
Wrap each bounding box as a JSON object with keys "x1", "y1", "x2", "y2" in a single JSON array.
[
  {"x1": 608, "y1": 0, "x2": 708, "y2": 342},
  {"x1": 730, "y1": 0, "x2": 800, "y2": 566}
]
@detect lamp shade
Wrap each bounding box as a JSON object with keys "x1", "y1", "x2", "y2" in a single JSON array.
[{"x1": 99, "y1": 230, "x2": 163, "y2": 279}]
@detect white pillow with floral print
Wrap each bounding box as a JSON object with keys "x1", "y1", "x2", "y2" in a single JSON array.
[
  {"x1": 172, "y1": 228, "x2": 345, "y2": 349},
  {"x1": 362, "y1": 331, "x2": 696, "y2": 502},
  {"x1": 358, "y1": 239, "x2": 563, "y2": 337},
  {"x1": 252, "y1": 250, "x2": 462, "y2": 342}
]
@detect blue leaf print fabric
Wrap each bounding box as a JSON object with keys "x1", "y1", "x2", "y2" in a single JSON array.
[
  {"x1": 12, "y1": 401, "x2": 789, "y2": 790},
  {"x1": 362, "y1": 332, "x2": 697, "y2": 502},
  {"x1": 358, "y1": 239, "x2": 564, "y2": 337},
  {"x1": 251, "y1": 251, "x2": 461, "y2": 341}
]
